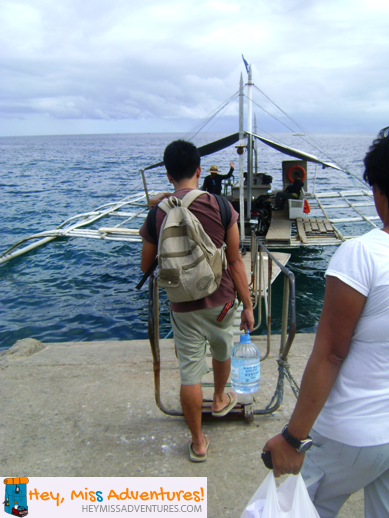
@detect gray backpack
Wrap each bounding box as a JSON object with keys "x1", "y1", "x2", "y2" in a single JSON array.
[{"x1": 157, "y1": 190, "x2": 228, "y2": 303}]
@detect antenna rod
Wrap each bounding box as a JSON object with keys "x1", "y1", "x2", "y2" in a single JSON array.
[
  {"x1": 239, "y1": 73, "x2": 245, "y2": 241},
  {"x1": 254, "y1": 113, "x2": 258, "y2": 175},
  {"x1": 246, "y1": 64, "x2": 253, "y2": 219}
]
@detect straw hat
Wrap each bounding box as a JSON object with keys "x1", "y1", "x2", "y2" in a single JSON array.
[{"x1": 207, "y1": 165, "x2": 219, "y2": 173}]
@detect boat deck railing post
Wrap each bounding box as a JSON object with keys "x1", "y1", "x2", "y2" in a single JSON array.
[
  {"x1": 264, "y1": 255, "x2": 272, "y2": 362},
  {"x1": 251, "y1": 233, "x2": 299, "y2": 415},
  {"x1": 251, "y1": 232, "x2": 262, "y2": 330},
  {"x1": 148, "y1": 272, "x2": 183, "y2": 416},
  {"x1": 280, "y1": 275, "x2": 290, "y2": 354},
  {"x1": 141, "y1": 169, "x2": 151, "y2": 209}
]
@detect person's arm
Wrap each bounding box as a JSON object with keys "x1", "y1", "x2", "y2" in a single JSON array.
[
  {"x1": 263, "y1": 276, "x2": 366, "y2": 477},
  {"x1": 220, "y1": 162, "x2": 235, "y2": 180},
  {"x1": 149, "y1": 192, "x2": 171, "y2": 207},
  {"x1": 225, "y1": 222, "x2": 254, "y2": 332},
  {"x1": 141, "y1": 240, "x2": 158, "y2": 273}
]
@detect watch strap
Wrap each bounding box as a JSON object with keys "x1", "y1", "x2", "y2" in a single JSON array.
[{"x1": 282, "y1": 425, "x2": 311, "y2": 449}]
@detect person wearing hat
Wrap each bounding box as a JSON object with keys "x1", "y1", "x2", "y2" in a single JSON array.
[{"x1": 201, "y1": 162, "x2": 234, "y2": 195}]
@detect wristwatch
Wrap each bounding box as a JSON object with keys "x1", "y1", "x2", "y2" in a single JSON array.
[{"x1": 282, "y1": 425, "x2": 313, "y2": 453}]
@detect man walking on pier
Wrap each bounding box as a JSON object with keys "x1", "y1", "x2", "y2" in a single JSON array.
[{"x1": 140, "y1": 140, "x2": 254, "y2": 462}]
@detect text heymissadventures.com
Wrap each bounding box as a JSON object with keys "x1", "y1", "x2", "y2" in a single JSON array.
[{"x1": 82, "y1": 504, "x2": 202, "y2": 513}]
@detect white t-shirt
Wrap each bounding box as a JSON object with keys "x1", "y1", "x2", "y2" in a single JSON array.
[{"x1": 313, "y1": 228, "x2": 389, "y2": 446}]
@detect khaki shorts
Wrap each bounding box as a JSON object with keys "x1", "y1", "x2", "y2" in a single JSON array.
[{"x1": 170, "y1": 301, "x2": 237, "y2": 385}]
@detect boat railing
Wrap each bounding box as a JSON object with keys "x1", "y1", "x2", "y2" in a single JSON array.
[
  {"x1": 250, "y1": 231, "x2": 296, "y2": 364},
  {"x1": 222, "y1": 174, "x2": 235, "y2": 196},
  {"x1": 147, "y1": 231, "x2": 300, "y2": 419}
]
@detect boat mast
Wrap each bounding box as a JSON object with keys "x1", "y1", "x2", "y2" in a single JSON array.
[
  {"x1": 246, "y1": 64, "x2": 253, "y2": 219},
  {"x1": 254, "y1": 113, "x2": 258, "y2": 175},
  {"x1": 239, "y1": 73, "x2": 245, "y2": 241}
]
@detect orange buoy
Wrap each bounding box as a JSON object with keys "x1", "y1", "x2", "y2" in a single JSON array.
[{"x1": 287, "y1": 164, "x2": 306, "y2": 183}]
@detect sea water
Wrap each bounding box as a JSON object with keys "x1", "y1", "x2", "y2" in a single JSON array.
[{"x1": 0, "y1": 132, "x2": 378, "y2": 349}]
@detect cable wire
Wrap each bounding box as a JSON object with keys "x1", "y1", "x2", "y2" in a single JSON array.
[
  {"x1": 183, "y1": 91, "x2": 239, "y2": 141},
  {"x1": 250, "y1": 84, "x2": 367, "y2": 187}
]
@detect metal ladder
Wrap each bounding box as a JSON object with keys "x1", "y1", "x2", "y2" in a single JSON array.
[{"x1": 147, "y1": 231, "x2": 299, "y2": 420}]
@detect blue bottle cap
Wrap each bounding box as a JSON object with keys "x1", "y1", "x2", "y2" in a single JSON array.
[{"x1": 240, "y1": 333, "x2": 251, "y2": 344}]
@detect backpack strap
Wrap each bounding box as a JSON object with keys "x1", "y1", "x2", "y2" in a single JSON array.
[
  {"x1": 138, "y1": 206, "x2": 160, "y2": 290},
  {"x1": 146, "y1": 191, "x2": 231, "y2": 242},
  {"x1": 180, "y1": 189, "x2": 206, "y2": 207},
  {"x1": 135, "y1": 257, "x2": 158, "y2": 290},
  {"x1": 182, "y1": 190, "x2": 232, "y2": 232},
  {"x1": 137, "y1": 197, "x2": 182, "y2": 291},
  {"x1": 145, "y1": 196, "x2": 181, "y2": 241},
  {"x1": 146, "y1": 205, "x2": 159, "y2": 241},
  {"x1": 158, "y1": 196, "x2": 182, "y2": 214},
  {"x1": 213, "y1": 194, "x2": 232, "y2": 230}
]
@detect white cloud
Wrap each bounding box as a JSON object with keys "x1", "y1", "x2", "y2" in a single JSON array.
[{"x1": 0, "y1": 0, "x2": 388, "y2": 135}]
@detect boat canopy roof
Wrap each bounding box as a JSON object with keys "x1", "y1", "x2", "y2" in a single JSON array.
[
  {"x1": 143, "y1": 131, "x2": 342, "y2": 173},
  {"x1": 249, "y1": 132, "x2": 343, "y2": 171},
  {"x1": 143, "y1": 132, "x2": 240, "y2": 171}
]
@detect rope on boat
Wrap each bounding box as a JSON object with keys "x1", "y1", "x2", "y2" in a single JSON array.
[
  {"x1": 183, "y1": 91, "x2": 239, "y2": 142},
  {"x1": 251, "y1": 85, "x2": 368, "y2": 189},
  {"x1": 252, "y1": 85, "x2": 343, "y2": 168},
  {"x1": 253, "y1": 84, "x2": 307, "y2": 137},
  {"x1": 265, "y1": 357, "x2": 300, "y2": 411},
  {"x1": 245, "y1": 93, "x2": 297, "y2": 135},
  {"x1": 159, "y1": 77, "x2": 366, "y2": 192},
  {"x1": 203, "y1": 95, "x2": 240, "y2": 134},
  {"x1": 249, "y1": 93, "x2": 345, "y2": 172}
]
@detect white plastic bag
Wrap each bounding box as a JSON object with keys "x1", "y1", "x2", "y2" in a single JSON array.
[{"x1": 241, "y1": 471, "x2": 320, "y2": 518}]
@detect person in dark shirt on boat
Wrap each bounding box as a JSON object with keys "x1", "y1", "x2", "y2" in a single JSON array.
[
  {"x1": 274, "y1": 177, "x2": 305, "y2": 210},
  {"x1": 201, "y1": 162, "x2": 234, "y2": 195}
]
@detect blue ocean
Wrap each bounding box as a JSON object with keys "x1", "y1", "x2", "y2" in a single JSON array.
[{"x1": 0, "y1": 132, "x2": 378, "y2": 349}]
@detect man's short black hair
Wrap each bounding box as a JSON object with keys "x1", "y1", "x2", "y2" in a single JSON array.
[
  {"x1": 364, "y1": 126, "x2": 389, "y2": 205},
  {"x1": 163, "y1": 140, "x2": 200, "y2": 182}
]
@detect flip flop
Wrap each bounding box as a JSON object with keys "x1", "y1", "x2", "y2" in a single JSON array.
[
  {"x1": 212, "y1": 392, "x2": 237, "y2": 417},
  {"x1": 189, "y1": 435, "x2": 210, "y2": 463}
]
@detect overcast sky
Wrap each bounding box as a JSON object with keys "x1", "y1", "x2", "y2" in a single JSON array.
[{"x1": 1, "y1": 0, "x2": 388, "y2": 137}]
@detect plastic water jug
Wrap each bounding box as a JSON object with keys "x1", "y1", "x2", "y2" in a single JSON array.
[{"x1": 231, "y1": 332, "x2": 260, "y2": 394}]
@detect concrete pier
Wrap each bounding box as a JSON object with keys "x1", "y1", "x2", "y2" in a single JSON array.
[{"x1": 1, "y1": 335, "x2": 363, "y2": 517}]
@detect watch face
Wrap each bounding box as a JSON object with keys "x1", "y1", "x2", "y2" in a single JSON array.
[{"x1": 299, "y1": 440, "x2": 313, "y2": 453}]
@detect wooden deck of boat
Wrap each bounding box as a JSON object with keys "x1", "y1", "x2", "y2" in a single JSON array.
[
  {"x1": 296, "y1": 217, "x2": 339, "y2": 244},
  {"x1": 264, "y1": 206, "x2": 342, "y2": 246},
  {"x1": 266, "y1": 206, "x2": 292, "y2": 242}
]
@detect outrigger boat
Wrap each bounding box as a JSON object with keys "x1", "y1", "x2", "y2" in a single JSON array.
[
  {"x1": 0, "y1": 66, "x2": 377, "y2": 266},
  {"x1": 0, "y1": 64, "x2": 377, "y2": 418}
]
